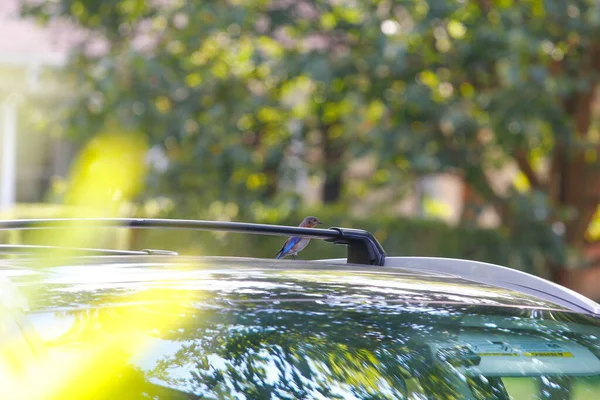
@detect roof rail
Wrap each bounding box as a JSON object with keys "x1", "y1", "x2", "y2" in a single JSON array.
[
  {"x1": 0, "y1": 218, "x2": 386, "y2": 266},
  {"x1": 0, "y1": 245, "x2": 178, "y2": 257},
  {"x1": 382, "y1": 257, "x2": 600, "y2": 316}
]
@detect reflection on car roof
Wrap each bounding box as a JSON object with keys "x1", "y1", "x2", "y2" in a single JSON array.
[{"x1": 3, "y1": 256, "x2": 572, "y2": 313}]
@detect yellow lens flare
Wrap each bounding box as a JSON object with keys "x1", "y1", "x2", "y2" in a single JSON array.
[
  {"x1": 0, "y1": 129, "x2": 205, "y2": 398},
  {"x1": 0, "y1": 287, "x2": 195, "y2": 399},
  {"x1": 29, "y1": 130, "x2": 148, "y2": 257},
  {"x1": 65, "y1": 131, "x2": 147, "y2": 211},
  {"x1": 0, "y1": 129, "x2": 170, "y2": 398}
]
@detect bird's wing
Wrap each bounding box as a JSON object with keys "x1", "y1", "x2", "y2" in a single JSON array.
[{"x1": 278, "y1": 236, "x2": 302, "y2": 256}]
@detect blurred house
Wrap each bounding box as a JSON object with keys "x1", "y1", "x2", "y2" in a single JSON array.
[
  {"x1": 340, "y1": 155, "x2": 515, "y2": 228},
  {"x1": 0, "y1": 0, "x2": 77, "y2": 211}
]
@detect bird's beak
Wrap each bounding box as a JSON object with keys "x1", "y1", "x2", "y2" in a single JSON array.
[{"x1": 317, "y1": 221, "x2": 323, "y2": 225}]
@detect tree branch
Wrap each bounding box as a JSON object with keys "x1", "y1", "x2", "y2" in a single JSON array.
[
  {"x1": 515, "y1": 150, "x2": 542, "y2": 189},
  {"x1": 475, "y1": 0, "x2": 492, "y2": 14},
  {"x1": 470, "y1": 168, "x2": 510, "y2": 222},
  {"x1": 434, "y1": 137, "x2": 509, "y2": 223}
]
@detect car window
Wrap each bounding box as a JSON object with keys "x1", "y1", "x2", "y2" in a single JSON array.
[{"x1": 17, "y1": 294, "x2": 600, "y2": 400}]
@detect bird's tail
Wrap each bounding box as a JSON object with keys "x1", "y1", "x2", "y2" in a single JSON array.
[{"x1": 275, "y1": 250, "x2": 284, "y2": 259}]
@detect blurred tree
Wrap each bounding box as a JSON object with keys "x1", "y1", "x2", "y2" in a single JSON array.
[
  {"x1": 23, "y1": 0, "x2": 297, "y2": 211},
  {"x1": 364, "y1": 0, "x2": 600, "y2": 288},
  {"x1": 21, "y1": 0, "x2": 600, "y2": 291},
  {"x1": 20, "y1": 0, "x2": 406, "y2": 207}
]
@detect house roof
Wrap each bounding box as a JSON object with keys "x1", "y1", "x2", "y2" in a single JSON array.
[{"x1": 0, "y1": 0, "x2": 79, "y2": 66}]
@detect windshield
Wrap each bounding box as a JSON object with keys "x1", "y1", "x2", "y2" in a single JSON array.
[{"x1": 14, "y1": 297, "x2": 600, "y2": 400}]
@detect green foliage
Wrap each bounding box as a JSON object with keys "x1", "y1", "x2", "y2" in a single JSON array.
[{"x1": 23, "y1": 0, "x2": 600, "y2": 270}]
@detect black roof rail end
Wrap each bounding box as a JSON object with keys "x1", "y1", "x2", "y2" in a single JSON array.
[{"x1": 326, "y1": 227, "x2": 386, "y2": 266}]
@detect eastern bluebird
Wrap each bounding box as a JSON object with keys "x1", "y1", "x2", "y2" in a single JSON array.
[{"x1": 275, "y1": 216, "x2": 322, "y2": 260}]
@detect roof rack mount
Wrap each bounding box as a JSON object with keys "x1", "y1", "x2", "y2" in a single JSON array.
[{"x1": 0, "y1": 218, "x2": 386, "y2": 266}]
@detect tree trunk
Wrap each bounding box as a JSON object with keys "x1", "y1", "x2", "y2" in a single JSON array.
[
  {"x1": 247, "y1": 129, "x2": 282, "y2": 201},
  {"x1": 554, "y1": 264, "x2": 600, "y2": 302},
  {"x1": 547, "y1": 73, "x2": 600, "y2": 296},
  {"x1": 460, "y1": 182, "x2": 484, "y2": 223},
  {"x1": 321, "y1": 125, "x2": 344, "y2": 203},
  {"x1": 263, "y1": 163, "x2": 278, "y2": 199}
]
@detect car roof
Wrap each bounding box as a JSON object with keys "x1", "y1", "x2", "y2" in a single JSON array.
[
  {"x1": 0, "y1": 218, "x2": 598, "y2": 317},
  {"x1": 0, "y1": 255, "x2": 582, "y2": 314}
]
